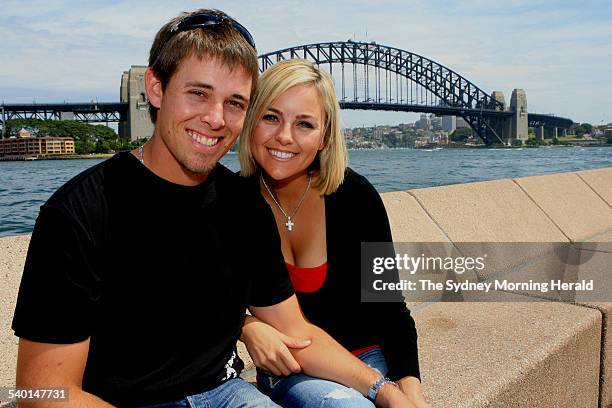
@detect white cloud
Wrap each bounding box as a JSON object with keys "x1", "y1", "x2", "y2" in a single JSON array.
[{"x1": 1, "y1": 0, "x2": 610, "y2": 125}]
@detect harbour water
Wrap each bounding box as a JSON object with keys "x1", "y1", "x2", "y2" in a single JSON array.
[{"x1": 1, "y1": 147, "x2": 610, "y2": 237}]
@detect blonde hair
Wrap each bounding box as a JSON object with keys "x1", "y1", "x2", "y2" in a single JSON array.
[{"x1": 238, "y1": 59, "x2": 347, "y2": 195}]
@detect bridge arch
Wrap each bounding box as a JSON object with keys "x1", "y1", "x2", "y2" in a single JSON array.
[
  {"x1": 259, "y1": 41, "x2": 511, "y2": 144},
  {"x1": 260, "y1": 41, "x2": 503, "y2": 112}
]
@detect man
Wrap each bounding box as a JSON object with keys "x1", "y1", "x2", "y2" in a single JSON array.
[{"x1": 12, "y1": 8, "x2": 415, "y2": 408}]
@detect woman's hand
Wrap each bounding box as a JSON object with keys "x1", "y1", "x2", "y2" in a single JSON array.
[
  {"x1": 240, "y1": 314, "x2": 311, "y2": 376},
  {"x1": 396, "y1": 377, "x2": 432, "y2": 408}
]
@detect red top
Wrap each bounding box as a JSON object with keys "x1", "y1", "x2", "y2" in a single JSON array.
[
  {"x1": 285, "y1": 261, "x2": 327, "y2": 293},
  {"x1": 285, "y1": 261, "x2": 379, "y2": 355},
  {"x1": 351, "y1": 345, "x2": 380, "y2": 356}
]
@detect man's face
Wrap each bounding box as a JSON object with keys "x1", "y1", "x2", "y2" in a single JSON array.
[{"x1": 149, "y1": 54, "x2": 252, "y2": 176}]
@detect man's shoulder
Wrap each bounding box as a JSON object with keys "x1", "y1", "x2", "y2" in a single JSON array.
[
  {"x1": 45, "y1": 152, "x2": 130, "y2": 213},
  {"x1": 216, "y1": 169, "x2": 264, "y2": 205}
]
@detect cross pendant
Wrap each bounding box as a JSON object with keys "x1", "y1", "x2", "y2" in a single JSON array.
[{"x1": 285, "y1": 217, "x2": 295, "y2": 231}]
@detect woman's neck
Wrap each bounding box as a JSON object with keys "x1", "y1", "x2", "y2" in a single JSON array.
[{"x1": 261, "y1": 171, "x2": 312, "y2": 207}]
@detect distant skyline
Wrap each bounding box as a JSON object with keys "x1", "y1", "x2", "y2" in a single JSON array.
[{"x1": 1, "y1": 0, "x2": 611, "y2": 127}]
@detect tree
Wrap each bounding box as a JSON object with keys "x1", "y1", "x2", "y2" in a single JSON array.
[
  {"x1": 512, "y1": 139, "x2": 523, "y2": 147},
  {"x1": 450, "y1": 128, "x2": 471, "y2": 142},
  {"x1": 573, "y1": 123, "x2": 592, "y2": 138},
  {"x1": 581, "y1": 123, "x2": 593, "y2": 134},
  {"x1": 525, "y1": 137, "x2": 546, "y2": 147}
]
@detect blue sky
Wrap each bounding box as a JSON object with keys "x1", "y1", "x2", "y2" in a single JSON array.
[{"x1": 1, "y1": 0, "x2": 611, "y2": 127}]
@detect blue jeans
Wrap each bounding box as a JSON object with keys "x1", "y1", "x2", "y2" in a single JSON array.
[
  {"x1": 257, "y1": 347, "x2": 389, "y2": 408},
  {"x1": 142, "y1": 378, "x2": 280, "y2": 408}
]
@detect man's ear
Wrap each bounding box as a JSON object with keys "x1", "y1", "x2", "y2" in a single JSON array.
[{"x1": 145, "y1": 68, "x2": 163, "y2": 109}]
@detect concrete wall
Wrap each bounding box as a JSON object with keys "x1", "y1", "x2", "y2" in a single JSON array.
[{"x1": 1, "y1": 167, "x2": 611, "y2": 407}]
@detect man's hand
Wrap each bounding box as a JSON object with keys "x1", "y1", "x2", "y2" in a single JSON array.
[
  {"x1": 16, "y1": 338, "x2": 114, "y2": 407},
  {"x1": 397, "y1": 377, "x2": 432, "y2": 408},
  {"x1": 241, "y1": 314, "x2": 311, "y2": 376}
]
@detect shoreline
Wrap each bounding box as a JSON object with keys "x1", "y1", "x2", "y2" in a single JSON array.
[
  {"x1": 1, "y1": 145, "x2": 609, "y2": 160},
  {"x1": 0, "y1": 153, "x2": 115, "y2": 162}
]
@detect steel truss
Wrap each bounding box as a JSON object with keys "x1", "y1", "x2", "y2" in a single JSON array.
[
  {"x1": 1, "y1": 103, "x2": 128, "y2": 124},
  {"x1": 259, "y1": 41, "x2": 572, "y2": 144}
]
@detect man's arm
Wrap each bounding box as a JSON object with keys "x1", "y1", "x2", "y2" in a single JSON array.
[
  {"x1": 249, "y1": 295, "x2": 414, "y2": 408},
  {"x1": 16, "y1": 338, "x2": 113, "y2": 408}
]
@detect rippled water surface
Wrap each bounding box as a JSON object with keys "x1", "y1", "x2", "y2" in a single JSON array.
[{"x1": 1, "y1": 147, "x2": 610, "y2": 236}]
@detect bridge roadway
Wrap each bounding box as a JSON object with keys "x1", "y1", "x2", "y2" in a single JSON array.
[
  {"x1": 1, "y1": 101, "x2": 572, "y2": 131},
  {"x1": 1, "y1": 102, "x2": 127, "y2": 123}
]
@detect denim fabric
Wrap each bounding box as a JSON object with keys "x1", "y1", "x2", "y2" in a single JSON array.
[
  {"x1": 141, "y1": 378, "x2": 280, "y2": 408},
  {"x1": 257, "y1": 347, "x2": 389, "y2": 408}
]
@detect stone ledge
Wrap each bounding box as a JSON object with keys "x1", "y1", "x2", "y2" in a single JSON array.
[{"x1": 1, "y1": 167, "x2": 611, "y2": 407}]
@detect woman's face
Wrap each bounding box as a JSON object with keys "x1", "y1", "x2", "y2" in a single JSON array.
[{"x1": 250, "y1": 84, "x2": 325, "y2": 182}]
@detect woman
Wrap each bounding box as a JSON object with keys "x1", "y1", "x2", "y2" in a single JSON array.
[{"x1": 238, "y1": 59, "x2": 429, "y2": 408}]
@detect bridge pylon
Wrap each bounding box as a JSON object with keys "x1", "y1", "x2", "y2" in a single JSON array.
[
  {"x1": 119, "y1": 66, "x2": 154, "y2": 141},
  {"x1": 509, "y1": 89, "x2": 528, "y2": 144}
]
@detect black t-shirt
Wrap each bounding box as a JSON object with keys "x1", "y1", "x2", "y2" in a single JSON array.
[{"x1": 12, "y1": 152, "x2": 294, "y2": 406}]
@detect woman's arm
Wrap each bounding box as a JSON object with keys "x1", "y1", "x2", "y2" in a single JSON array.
[
  {"x1": 240, "y1": 314, "x2": 311, "y2": 376},
  {"x1": 350, "y1": 171, "x2": 429, "y2": 406},
  {"x1": 250, "y1": 295, "x2": 416, "y2": 408}
]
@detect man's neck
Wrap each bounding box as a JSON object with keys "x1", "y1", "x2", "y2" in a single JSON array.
[{"x1": 138, "y1": 133, "x2": 211, "y2": 186}]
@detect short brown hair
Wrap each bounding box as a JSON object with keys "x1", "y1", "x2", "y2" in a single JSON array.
[{"x1": 147, "y1": 9, "x2": 259, "y2": 122}]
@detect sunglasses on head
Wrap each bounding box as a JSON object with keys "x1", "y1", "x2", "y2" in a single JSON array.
[{"x1": 175, "y1": 12, "x2": 256, "y2": 50}]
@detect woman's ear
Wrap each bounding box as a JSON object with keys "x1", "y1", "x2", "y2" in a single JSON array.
[
  {"x1": 145, "y1": 68, "x2": 163, "y2": 110},
  {"x1": 318, "y1": 131, "x2": 327, "y2": 151}
]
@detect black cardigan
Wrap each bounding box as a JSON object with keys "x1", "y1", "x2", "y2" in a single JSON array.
[{"x1": 255, "y1": 168, "x2": 421, "y2": 380}]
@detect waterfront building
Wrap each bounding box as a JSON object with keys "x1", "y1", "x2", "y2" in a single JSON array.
[
  {"x1": 0, "y1": 136, "x2": 75, "y2": 157},
  {"x1": 17, "y1": 128, "x2": 32, "y2": 138}
]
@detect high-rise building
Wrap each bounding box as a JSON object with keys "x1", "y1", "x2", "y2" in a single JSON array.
[
  {"x1": 415, "y1": 114, "x2": 431, "y2": 131},
  {"x1": 442, "y1": 116, "x2": 456, "y2": 133}
]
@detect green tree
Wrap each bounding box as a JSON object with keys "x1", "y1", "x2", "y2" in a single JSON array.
[
  {"x1": 95, "y1": 140, "x2": 112, "y2": 153},
  {"x1": 573, "y1": 123, "x2": 593, "y2": 138},
  {"x1": 581, "y1": 123, "x2": 593, "y2": 134},
  {"x1": 525, "y1": 137, "x2": 546, "y2": 147},
  {"x1": 512, "y1": 139, "x2": 523, "y2": 147},
  {"x1": 75, "y1": 140, "x2": 96, "y2": 154},
  {"x1": 450, "y1": 128, "x2": 471, "y2": 142}
]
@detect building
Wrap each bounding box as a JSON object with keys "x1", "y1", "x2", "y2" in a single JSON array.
[
  {"x1": 430, "y1": 116, "x2": 442, "y2": 131},
  {"x1": 456, "y1": 116, "x2": 470, "y2": 129},
  {"x1": 415, "y1": 114, "x2": 431, "y2": 131},
  {"x1": 0, "y1": 136, "x2": 75, "y2": 157},
  {"x1": 442, "y1": 116, "x2": 456, "y2": 133}
]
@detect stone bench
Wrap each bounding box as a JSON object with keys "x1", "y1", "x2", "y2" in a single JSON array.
[{"x1": 1, "y1": 166, "x2": 611, "y2": 407}]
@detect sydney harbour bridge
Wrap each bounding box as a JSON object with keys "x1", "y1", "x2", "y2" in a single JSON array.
[{"x1": 0, "y1": 41, "x2": 574, "y2": 145}]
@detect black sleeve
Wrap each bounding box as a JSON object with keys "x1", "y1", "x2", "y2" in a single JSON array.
[
  {"x1": 12, "y1": 205, "x2": 100, "y2": 343},
  {"x1": 248, "y1": 201, "x2": 295, "y2": 307},
  {"x1": 353, "y1": 172, "x2": 421, "y2": 381}
]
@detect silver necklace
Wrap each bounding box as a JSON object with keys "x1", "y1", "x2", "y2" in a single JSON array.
[
  {"x1": 137, "y1": 145, "x2": 144, "y2": 165},
  {"x1": 261, "y1": 175, "x2": 312, "y2": 231}
]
